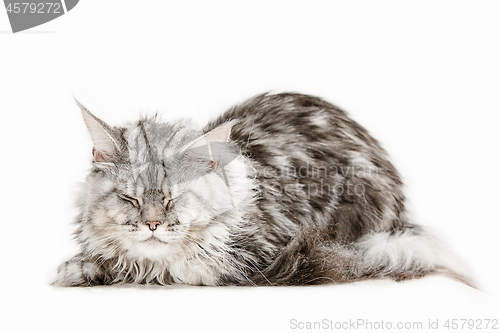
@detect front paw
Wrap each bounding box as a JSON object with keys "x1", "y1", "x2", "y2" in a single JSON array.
[{"x1": 51, "y1": 256, "x2": 102, "y2": 287}]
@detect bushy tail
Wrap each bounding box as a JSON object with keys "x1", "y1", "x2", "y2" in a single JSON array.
[
  {"x1": 352, "y1": 226, "x2": 474, "y2": 287},
  {"x1": 248, "y1": 226, "x2": 474, "y2": 287}
]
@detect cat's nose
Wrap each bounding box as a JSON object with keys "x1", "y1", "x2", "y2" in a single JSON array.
[{"x1": 145, "y1": 221, "x2": 161, "y2": 231}]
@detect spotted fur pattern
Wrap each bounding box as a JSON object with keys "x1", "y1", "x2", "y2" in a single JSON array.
[{"x1": 52, "y1": 93, "x2": 472, "y2": 287}]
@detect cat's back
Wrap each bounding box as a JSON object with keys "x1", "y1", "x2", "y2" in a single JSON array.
[
  {"x1": 206, "y1": 93, "x2": 407, "y2": 242},
  {"x1": 207, "y1": 93, "x2": 391, "y2": 172}
]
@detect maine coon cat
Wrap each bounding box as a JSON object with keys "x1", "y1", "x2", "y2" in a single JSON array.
[{"x1": 53, "y1": 93, "x2": 472, "y2": 287}]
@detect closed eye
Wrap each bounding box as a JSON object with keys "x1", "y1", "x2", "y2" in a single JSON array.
[
  {"x1": 118, "y1": 194, "x2": 140, "y2": 208},
  {"x1": 165, "y1": 199, "x2": 173, "y2": 210}
]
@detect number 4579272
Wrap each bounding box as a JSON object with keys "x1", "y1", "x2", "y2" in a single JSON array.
[{"x1": 5, "y1": 3, "x2": 61, "y2": 14}]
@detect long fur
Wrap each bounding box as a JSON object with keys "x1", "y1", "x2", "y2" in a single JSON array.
[{"x1": 52, "y1": 93, "x2": 473, "y2": 287}]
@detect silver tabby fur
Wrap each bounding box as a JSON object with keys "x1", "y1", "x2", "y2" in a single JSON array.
[{"x1": 53, "y1": 93, "x2": 472, "y2": 287}]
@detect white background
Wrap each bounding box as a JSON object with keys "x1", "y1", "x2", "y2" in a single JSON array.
[{"x1": 1, "y1": 1, "x2": 499, "y2": 332}]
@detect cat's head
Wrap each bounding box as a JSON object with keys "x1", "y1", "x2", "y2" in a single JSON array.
[{"x1": 76, "y1": 104, "x2": 252, "y2": 263}]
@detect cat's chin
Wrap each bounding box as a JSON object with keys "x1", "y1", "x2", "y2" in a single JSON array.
[
  {"x1": 142, "y1": 235, "x2": 168, "y2": 245},
  {"x1": 126, "y1": 235, "x2": 175, "y2": 261}
]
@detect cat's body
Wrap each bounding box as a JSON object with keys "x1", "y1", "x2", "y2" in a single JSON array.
[{"x1": 53, "y1": 93, "x2": 471, "y2": 287}]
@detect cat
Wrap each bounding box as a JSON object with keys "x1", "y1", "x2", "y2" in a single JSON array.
[{"x1": 52, "y1": 92, "x2": 472, "y2": 287}]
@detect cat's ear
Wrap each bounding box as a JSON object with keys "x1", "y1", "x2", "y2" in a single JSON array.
[
  {"x1": 77, "y1": 101, "x2": 120, "y2": 163},
  {"x1": 184, "y1": 122, "x2": 234, "y2": 170}
]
